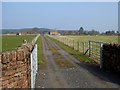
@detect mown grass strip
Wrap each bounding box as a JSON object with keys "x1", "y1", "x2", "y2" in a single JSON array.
[
  {"x1": 48, "y1": 36, "x2": 93, "y2": 63},
  {"x1": 36, "y1": 35, "x2": 45, "y2": 68},
  {"x1": 44, "y1": 36, "x2": 57, "y2": 54},
  {"x1": 45, "y1": 36, "x2": 74, "y2": 68},
  {"x1": 54, "y1": 55, "x2": 75, "y2": 68}
]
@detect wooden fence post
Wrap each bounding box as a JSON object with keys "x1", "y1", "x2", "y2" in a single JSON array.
[
  {"x1": 67, "y1": 38, "x2": 69, "y2": 46},
  {"x1": 66, "y1": 38, "x2": 67, "y2": 45},
  {"x1": 70, "y1": 39, "x2": 72, "y2": 47},
  {"x1": 71, "y1": 40, "x2": 73, "y2": 48},
  {"x1": 65, "y1": 38, "x2": 66, "y2": 45},
  {"x1": 73, "y1": 40, "x2": 75, "y2": 50},
  {"x1": 68, "y1": 38, "x2": 69, "y2": 46},
  {"x1": 73, "y1": 40, "x2": 74, "y2": 49},
  {"x1": 78, "y1": 42, "x2": 80, "y2": 52},
  {"x1": 77, "y1": 41, "x2": 79, "y2": 51},
  {"x1": 64, "y1": 38, "x2": 66, "y2": 45},
  {"x1": 89, "y1": 41, "x2": 91, "y2": 57},
  {"x1": 82, "y1": 42, "x2": 84, "y2": 53}
]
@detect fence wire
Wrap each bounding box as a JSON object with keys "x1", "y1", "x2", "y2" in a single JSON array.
[{"x1": 54, "y1": 36, "x2": 103, "y2": 65}]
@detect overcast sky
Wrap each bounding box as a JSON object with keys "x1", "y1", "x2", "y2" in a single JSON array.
[{"x1": 2, "y1": 2, "x2": 118, "y2": 32}]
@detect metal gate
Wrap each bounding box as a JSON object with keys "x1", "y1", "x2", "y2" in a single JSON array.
[
  {"x1": 51, "y1": 35, "x2": 104, "y2": 68},
  {"x1": 88, "y1": 41, "x2": 103, "y2": 68},
  {"x1": 31, "y1": 44, "x2": 38, "y2": 88}
]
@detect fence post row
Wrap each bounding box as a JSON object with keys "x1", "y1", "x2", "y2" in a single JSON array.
[{"x1": 55, "y1": 36, "x2": 104, "y2": 69}]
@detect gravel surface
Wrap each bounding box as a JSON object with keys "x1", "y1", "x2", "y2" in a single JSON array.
[{"x1": 35, "y1": 36, "x2": 120, "y2": 88}]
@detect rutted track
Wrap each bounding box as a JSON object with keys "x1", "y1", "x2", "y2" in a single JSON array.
[
  {"x1": 35, "y1": 35, "x2": 120, "y2": 88},
  {"x1": 35, "y1": 36, "x2": 69, "y2": 88}
]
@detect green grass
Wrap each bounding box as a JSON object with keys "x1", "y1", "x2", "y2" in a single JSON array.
[
  {"x1": 44, "y1": 36, "x2": 58, "y2": 54},
  {"x1": 48, "y1": 36, "x2": 93, "y2": 63},
  {"x1": 59, "y1": 35, "x2": 119, "y2": 44},
  {"x1": 54, "y1": 56, "x2": 75, "y2": 68},
  {"x1": 2, "y1": 35, "x2": 36, "y2": 52},
  {"x1": 36, "y1": 35, "x2": 45, "y2": 66}
]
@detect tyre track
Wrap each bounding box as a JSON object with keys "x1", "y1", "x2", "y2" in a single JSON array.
[{"x1": 35, "y1": 36, "x2": 69, "y2": 88}]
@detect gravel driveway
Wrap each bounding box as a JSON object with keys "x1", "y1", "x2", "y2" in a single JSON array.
[{"x1": 35, "y1": 36, "x2": 120, "y2": 88}]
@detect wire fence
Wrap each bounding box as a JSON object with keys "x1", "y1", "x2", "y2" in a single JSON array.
[
  {"x1": 32, "y1": 34, "x2": 40, "y2": 45},
  {"x1": 53, "y1": 36, "x2": 104, "y2": 65}
]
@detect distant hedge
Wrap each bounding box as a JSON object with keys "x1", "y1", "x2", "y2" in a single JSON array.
[{"x1": 102, "y1": 44, "x2": 120, "y2": 74}]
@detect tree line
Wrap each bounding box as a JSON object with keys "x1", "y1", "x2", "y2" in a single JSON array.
[{"x1": 62, "y1": 27, "x2": 119, "y2": 35}]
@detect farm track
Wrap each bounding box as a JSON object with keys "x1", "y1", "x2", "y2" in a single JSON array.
[
  {"x1": 35, "y1": 36, "x2": 120, "y2": 88},
  {"x1": 35, "y1": 36, "x2": 69, "y2": 88}
]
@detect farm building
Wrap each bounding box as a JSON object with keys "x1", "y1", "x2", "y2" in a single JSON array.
[
  {"x1": 16, "y1": 31, "x2": 38, "y2": 35},
  {"x1": 16, "y1": 32, "x2": 22, "y2": 35},
  {"x1": 50, "y1": 31, "x2": 59, "y2": 35}
]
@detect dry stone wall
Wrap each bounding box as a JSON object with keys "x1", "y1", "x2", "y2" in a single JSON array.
[
  {"x1": 0, "y1": 43, "x2": 34, "y2": 88},
  {"x1": 102, "y1": 44, "x2": 120, "y2": 74}
]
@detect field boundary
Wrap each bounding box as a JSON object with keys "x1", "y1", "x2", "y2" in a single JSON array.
[
  {"x1": 49, "y1": 35, "x2": 120, "y2": 72},
  {"x1": 0, "y1": 34, "x2": 39, "y2": 88},
  {"x1": 102, "y1": 44, "x2": 120, "y2": 73},
  {"x1": 49, "y1": 35, "x2": 103, "y2": 64}
]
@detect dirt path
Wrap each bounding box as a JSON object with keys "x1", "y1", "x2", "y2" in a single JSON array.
[
  {"x1": 35, "y1": 36, "x2": 69, "y2": 88},
  {"x1": 35, "y1": 36, "x2": 120, "y2": 88}
]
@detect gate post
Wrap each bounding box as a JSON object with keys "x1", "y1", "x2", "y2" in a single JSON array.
[
  {"x1": 100, "y1": 43, "x2": 103, "y2": 69},
  {"x1": 88, "y1": 41, "x2": 91, "y2": 57},
  {"x1": 31, "y1": 44, "x2": 38, "y2": 88}
]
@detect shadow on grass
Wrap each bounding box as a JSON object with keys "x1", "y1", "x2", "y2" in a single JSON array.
[{"x1": 76, "y1": 62, "x2": 120, "y2": 86}]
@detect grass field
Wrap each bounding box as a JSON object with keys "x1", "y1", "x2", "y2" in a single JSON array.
[
  {"x1": 58, "y1": 35, "x2": 119, "y2": 44},
  {"x1": 2, "y1": 35, "x2": 36, "y2": 52}
]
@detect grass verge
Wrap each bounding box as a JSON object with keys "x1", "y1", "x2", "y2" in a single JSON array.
[
  {"x1": 44, "y1": 36, "x2": 57, "y2": 54},
  {"x1": 36, "y1": 35, "x2": 45, "y2": 69},
  {"x1": 48, "y1": 36, "x2": 93, "y2": 63}
]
